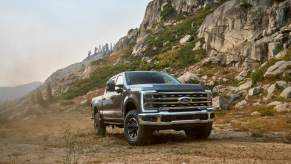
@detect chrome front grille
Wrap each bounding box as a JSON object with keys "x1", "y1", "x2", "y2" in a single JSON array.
[{"x1": 144, "y1": 92, "x2": 211, "y2": 111}]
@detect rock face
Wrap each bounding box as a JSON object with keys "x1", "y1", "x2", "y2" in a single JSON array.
[
  {"x1": 132, "y1": 0, "x2": 216, "y2": 56},
  {"x1": 139, "y1": 0, "x2": 215, "y2": 36},
  {"x1": 114, "y1": 29, "x2": 138, "y2": 52},
  {"x1": 178, "y1": 72, "x2": 200, "y2": 83},
  {"x1": 198, "y1": 0, "x2": 291, "y2": 71}
]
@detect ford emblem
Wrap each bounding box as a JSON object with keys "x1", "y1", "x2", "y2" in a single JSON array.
[{"x1": 178, "y1": 97, "x2": 192, "y2": 104}]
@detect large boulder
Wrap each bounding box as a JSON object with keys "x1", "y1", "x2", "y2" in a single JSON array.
[
  {"x1": 237, "y1": 80, "x2": 253, "y2": 91},
  {"x1": 264, "y1": 61, "x2": 291, "y2": 77},
  {"x1": 212, "y1": 85, "x2": 239, "y2": 96},
  {"x1": 280, "y1": 87, "x2": 291, "y2": 99},
  {"x1": 251, "y1": 111, "x2": 261, "y2": 117},
  {"x1": 213, "y1": 95, "x2": 237, "y2": 110},
  {"x1": 248, "y1": 87, "x2": 261, "y2": 96},
  {"x1": 274, "y1": 103, "x2": 291, "y2": 112},
  {"x1": 276, "y1": 81, "x2": 288, "y2": 89},
  {"x1": 235, "y1": 70, "x2": 248, "y2": 81},
  {"x1": 178, "y1": 72, "x2": 200, "y2": 83},
  {"x1": 267, "y1": 101, "x2": 283, "y2": 107},
  {"x1": 179, "y1": 35, "x2": 192, "y2": 45},
  {"x1": 267, "y1": 84, "x2": 277, "y2": 98},
  {"x1": 234, "y1": 100, "x2": 248, "y2": 109}
]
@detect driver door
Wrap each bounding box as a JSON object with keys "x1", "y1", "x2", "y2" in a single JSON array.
[
  {"x1": 102, "y1": 75, "x2": 123, "y2": 123},
  {"x1": 111, "y1": 75, "x2": 124, "y2": 121},
  {"x1": 102, "y1": 77, "x2": 116, "y2": 119}
]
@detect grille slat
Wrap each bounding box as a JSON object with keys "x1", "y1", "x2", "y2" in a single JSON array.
[{"x1": 145, "y1": 92, "x2": 211, "y2": 111}]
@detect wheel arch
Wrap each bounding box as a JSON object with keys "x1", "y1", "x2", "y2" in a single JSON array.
[{"x1": 123, "y1": 98, "x2": 138, "y2": 117}]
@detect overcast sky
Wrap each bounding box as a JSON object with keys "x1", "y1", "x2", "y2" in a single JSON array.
[{"x1": 0, "y1": 0, "x2": 150, "y2": 87}]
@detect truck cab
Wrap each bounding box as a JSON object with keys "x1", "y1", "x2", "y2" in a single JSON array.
[{"x1": 91, "y1": 71, "x2": 214, "y2": 145}]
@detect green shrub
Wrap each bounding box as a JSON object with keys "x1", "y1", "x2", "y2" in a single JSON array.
[
  {"x1": 251, "y1": 68, "x2": 265, "y2": 84},
  {"x1": 240, "y1": 0, "x2": 252, "y2": 9},
  {"x1": 258, "y1": 107, "x2": 275, "y2": 117},
  {"x1": 153, "y1": 44, "x2": 205, "y2": 70}
]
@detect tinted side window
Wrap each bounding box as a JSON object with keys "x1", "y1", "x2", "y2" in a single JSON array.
[{"x1": 115, "y1": 75, "x2": 124, "y2": 86}]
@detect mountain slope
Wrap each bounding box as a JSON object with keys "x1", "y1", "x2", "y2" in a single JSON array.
[
  {"x1": 0, "y1": 82, "x2": 41, "y2": 103},
  {"x1": 2, "y1": 0, "x2": 291, "y2": 121}
]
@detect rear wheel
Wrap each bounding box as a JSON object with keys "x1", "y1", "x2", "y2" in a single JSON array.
[
  {"x1": 184, "y1": 123, "x2": 212, "y2": 139},
  {"x1": 124, "y1": 110, "x2": 152, "y2": 146},
  {"x1": 93, "y1": 110, "x2": 106, "y2": 136}
]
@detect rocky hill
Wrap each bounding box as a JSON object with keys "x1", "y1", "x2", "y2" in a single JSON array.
[
  {"x1": 71, "y1": 0, "x2": 291, "y2": 113},
  {"x1": 2, "y1": 0, "x2": 291, "y2": 121}
]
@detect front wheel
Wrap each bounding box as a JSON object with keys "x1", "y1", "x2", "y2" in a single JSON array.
[
  {"x1": 184, "y1": 123, "x2": 212, "y2": 139},
  {"x1": 93, "y1": 110, "x2": 106, "y2": 136},
  {"x1": 124, "y1": 110, "x2": 152, "y2": 146}
]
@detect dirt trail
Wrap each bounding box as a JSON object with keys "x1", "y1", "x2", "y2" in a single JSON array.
[{"x1": 1, "y1": 108, "x2": 291, "y2": 164}]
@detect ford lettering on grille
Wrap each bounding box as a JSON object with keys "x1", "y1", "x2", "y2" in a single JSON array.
[{"x1": 178, "y1": 97, "x2": 192, "y2": 104}]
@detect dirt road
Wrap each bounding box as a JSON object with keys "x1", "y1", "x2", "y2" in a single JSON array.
[{"x1": 1, "y1": 108, "x2": 291, "y2": 164}]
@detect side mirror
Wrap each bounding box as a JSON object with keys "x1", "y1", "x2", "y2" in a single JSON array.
[
  {"x1": 107, "y1": 81, "x2": 116, "y2": 92},
  {"x1": 115, "y1": 84, "x2": 124, "y2": 93}
]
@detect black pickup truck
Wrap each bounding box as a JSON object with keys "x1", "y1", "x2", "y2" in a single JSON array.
[{"x1": 91, "y1": 71, "x2": 214, "y2": 145}]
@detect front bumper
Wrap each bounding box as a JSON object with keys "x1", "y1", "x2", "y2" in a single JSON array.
[{"x1": 138, "y1": 108, "x2": 215, "y2": 126}]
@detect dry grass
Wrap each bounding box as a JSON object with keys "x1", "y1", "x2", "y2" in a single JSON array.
[
  {"x1": 2, "y1": 104, "x2": 291, "y2": 163},
  {"x1": 216, "y1": 104, "x2": 291, "y2": 133}
]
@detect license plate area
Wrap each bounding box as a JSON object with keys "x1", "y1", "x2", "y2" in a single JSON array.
[{"x1": 161, "y1": 114, "x2": 208, "y2": 122}]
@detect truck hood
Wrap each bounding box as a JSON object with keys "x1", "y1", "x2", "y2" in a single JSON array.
[{"x1": 129, "y1": 84, "x2": 204, "y2": 92}]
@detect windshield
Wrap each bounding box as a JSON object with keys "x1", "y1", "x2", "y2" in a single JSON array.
[{"x1": 125, "y1": 72, "x2": 181, "y2": 85}]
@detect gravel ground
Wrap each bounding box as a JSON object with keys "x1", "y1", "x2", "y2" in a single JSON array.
[{"x1": 0, "y1": 110, "x2": 291, "y2": 164}]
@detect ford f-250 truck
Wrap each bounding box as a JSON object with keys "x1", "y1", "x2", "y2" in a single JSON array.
[{"x1": 91, "y1": 71, "x2": 214, "y2": 145}]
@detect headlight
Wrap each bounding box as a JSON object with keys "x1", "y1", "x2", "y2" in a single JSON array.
[{"x1": 205, "y1": 90, "x2": 212, "y2": 106}]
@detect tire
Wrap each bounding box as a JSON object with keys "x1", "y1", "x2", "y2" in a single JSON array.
[
  {"x1": 93, "y1": 110, "x2": 106, "y2": 136},
  {"x1": 184, "y1": 123, "x2": 212, "y2": 139},
  {"x1": 124, "y1": 110, "x2": 152, "y2": 146}
]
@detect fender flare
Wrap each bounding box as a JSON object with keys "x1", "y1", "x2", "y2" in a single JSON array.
[{"x1": 123, "y1": 95, "x2": 139, "y2": 117}]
